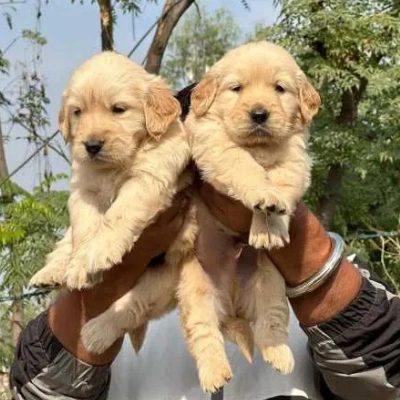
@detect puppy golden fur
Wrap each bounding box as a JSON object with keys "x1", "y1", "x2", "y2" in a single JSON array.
[
  {"x1": 178, "y1": 41, "x2": 320, "y2": 392},
  {"x1": 30, "y1": 51, "x2": 191, "y2": 290}
]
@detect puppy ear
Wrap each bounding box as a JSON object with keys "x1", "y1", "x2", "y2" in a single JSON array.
[
  {"x1": 144, "y1": 78, "x2": 181, "y2": 140},
  {"x1": 297, "y1": 73, "x2": 321, "y2": 125},
  {"x1": 58, "y1": 95, "x2": 71, "y2": 142},
  {"x1": 191, "y1": 75, "x2": 219, "y2": 117}
]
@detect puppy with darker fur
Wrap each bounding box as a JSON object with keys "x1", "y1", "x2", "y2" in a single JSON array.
[{"x1": 178, "y1": 41, "x2": 320, "y2": 392}]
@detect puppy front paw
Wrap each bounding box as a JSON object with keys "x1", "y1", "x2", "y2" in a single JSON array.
[
  {"x1": 30, "y1": 265, "x2": 65, "y2": 288},
  {"x1": 198, "y1": 355, "x2": 233, "y2": 393},
  {"x1": 267, "y1": 214, "x2": 290, "y2": 249},
  {"x1": 63, "y1": 264, "x2": 98, "y2": 290},
  {"x1": 249, "y1": 230, "x2": 270, "y2": 249},
  {"x1": 86, "y1": 234, "x2": 124, "y2": 273},
  {"x1": 250, "y1": 230, "x2": 288, "y2": 250},
  {"x1": 86, "y1": 227, "x2": 139, "y2": 274},
  {"x1": 249, "y1": 215, "x2": 289, "y2": 250},
  {"x1": 253, "y1": 192, "x2": 290, "y2": 216},
  {"x1": 261, "y1": 344, "x2": 294, "y2": 374}
]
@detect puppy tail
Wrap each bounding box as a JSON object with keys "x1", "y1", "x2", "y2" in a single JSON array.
[
  {"x1": 221, "y1": 317, "x2": 254, "y2": 363},
  {"x1": 128, "y1": 322, "x2": 149, "y2": 354}
]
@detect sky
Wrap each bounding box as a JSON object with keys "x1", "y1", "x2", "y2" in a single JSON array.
[{"x1": 1, "y1": 0, "x2": 279, "y2": 191}]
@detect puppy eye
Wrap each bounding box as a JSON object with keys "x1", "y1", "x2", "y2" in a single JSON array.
[
  {"x1": 112, "y1": 105, "x2": 126, "y2": 114},
  {"x1": 73, "y1": 108, "x2": 82, "y2": 117},
  {"x1": 275, "y1": 84, "x2": 286, "y2": 93},
  {"x1": 230, "y1": 84, "x2": 242, "y2": 93}
]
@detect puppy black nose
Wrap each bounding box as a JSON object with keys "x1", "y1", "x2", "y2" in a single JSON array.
[
  {"x1": 84, "y1": 140, "x2": 104, "y2": 156},
  {"x1": 250, "y1": 108, "x2": 269, "y2": 124}
]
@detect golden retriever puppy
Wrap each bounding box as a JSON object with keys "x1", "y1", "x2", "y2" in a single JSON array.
[
  {"x1": 178, "y1": 41, "x2": 320, "y2": 392},
  {"x1": 30, "y1": 51, "x2": 191, "y2": 289}
]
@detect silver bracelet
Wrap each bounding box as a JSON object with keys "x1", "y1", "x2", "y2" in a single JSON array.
[{"x1": 286, "y1": 232, "x2": 344, "y2": 299}]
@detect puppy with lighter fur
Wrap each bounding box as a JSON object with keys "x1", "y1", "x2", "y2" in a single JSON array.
[
  {"x1": 30, "y1": 51, "x2": 191, "y2": 291},
  {"x1": 177, "y1": 41, "x2": 321, "y2": 392}
]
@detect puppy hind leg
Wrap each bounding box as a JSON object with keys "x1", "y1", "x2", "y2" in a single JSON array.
[
  {"x1": 81, "y1": 253, "x2": 182, "y2": 354},
  {"x1": 178, "y1": 255, "x2": 232, "y2": 394},
  {"x1": 240, "y1": 251, "x2": 294, "y2": 374},
  {"x1": 81, "y1": 290, "x2": 149, "y2": 354}
]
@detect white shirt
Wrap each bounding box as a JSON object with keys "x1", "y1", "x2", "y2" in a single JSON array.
[{"x1": 109, "y1": 309, "x2": 322, "y2": 400}]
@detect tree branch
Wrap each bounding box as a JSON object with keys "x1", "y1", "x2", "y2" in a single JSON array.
[
  {"x1": 0, "y1": 1, "x2": 26, "y2": 4},
  {"x1": 97, "y1": 0, "x2": 114, "y2": 51},
  {"x1": 2, "y1": 106, "x2": 70, "y2": 165},
  {"x1": 144, "y1": 0, "x2": 195, "y2": 74},
  {"x1": 0, "y1": 114, "x2": 9, "y2": 178}
]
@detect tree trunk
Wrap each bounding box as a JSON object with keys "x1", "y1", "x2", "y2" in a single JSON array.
[
  {"x1": 11, "y1": 285, "x2": 24, "y2": 346},
  {"x1": 0, "y1": 114, "x2": 13, "y2": 203},
  {"x1": 0, "y1": 113, "x2": 24, "y2": 346},
  {"x1": 145, "y1": 0, "x2": 195, "y2": 74},
  {"x1": 318, "y1": 164, "x2": 344, "y2": 228},
  {"x1": 0, "y1": 114, "x2": 9, "y2": 179},
  {"x1": 307, "y1": 2, "x2": 370, "y2": 228},
  {"x1": 97, "y1": 0, "x2": 114, "y2": 51},
  {"x1": 317, "y1": 82, "x2": 367, "y2": 228},
  {"x1": 317, "y1": 91, "x2": 353, "y2": 228}
]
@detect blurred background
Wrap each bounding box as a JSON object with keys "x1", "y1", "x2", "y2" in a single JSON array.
[{"x1": 0, "y1": 0, "x2": 399, "y2": 396}]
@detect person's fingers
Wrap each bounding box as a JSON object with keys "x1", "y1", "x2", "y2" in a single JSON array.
[{"x1": 199, "y1": 182, "x2": 251, "y2": 234}]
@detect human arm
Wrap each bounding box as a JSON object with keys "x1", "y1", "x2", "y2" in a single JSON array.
[{"x1": 199, "y1": 182, "x2": 400, "y2": 400}]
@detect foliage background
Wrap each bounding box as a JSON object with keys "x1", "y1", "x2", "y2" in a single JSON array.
[{"x1": 1, "y1": 0, "x2": 400, "y2": 396}]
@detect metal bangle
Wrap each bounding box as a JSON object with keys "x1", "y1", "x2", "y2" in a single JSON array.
[{"x1": 286, "y1": 232, "x2": 344, "y2": 299}]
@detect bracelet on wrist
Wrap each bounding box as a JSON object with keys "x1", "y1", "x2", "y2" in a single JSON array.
[{"x1": 286, "y1": 232, "x2": 344, "y2": 299}]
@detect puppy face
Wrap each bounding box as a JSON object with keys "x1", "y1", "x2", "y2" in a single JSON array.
[
  {"x1": 191, "y1": 41, "x2": 320, "y2": 146},
  {"x1": 59, "y1": 52, "x2": 180, "y2": 166}
]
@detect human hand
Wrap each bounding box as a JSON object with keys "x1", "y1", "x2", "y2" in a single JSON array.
[
  {"x1": 198, "y1": 181, "x2": 253, "y2": 236},
  {"x1": 198, "y1": 182, "x2": 329, "y2": 279},
  {"x1": 198, "y1": 181, "x2": 362, "y2": 325}
]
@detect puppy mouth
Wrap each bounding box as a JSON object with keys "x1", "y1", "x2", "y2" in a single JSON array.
[
  {"x1": 82, "y1": 151, "x2": 110, "y2": 164},
  {"x1": 87, "y1": 152, "x2": 129, "y2": 167},
  {"x1": 85, "y1": 152, "x2": 104, "y2": 161},
  {"x1": 249, "y1": 125, "x2": 273, "y2": 138},
  {"x1": 90, "y1": 153, "x2": 117, "y2": 164}
]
